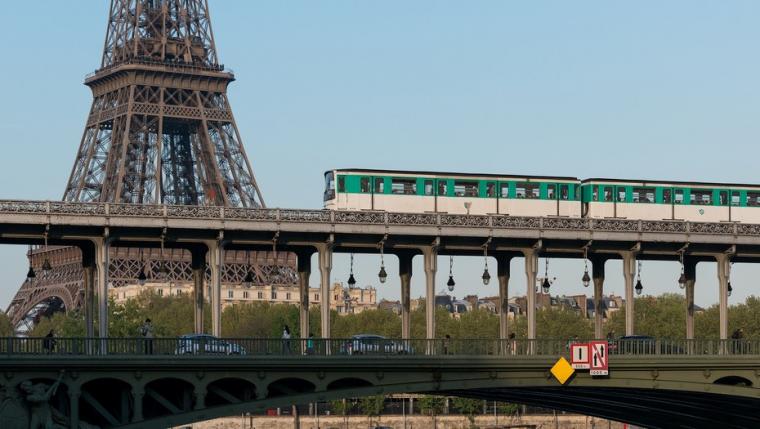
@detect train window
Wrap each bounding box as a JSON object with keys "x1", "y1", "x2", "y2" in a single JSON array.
[
  {"x1": 662, "y1": 189, "x2": 672, "y2": 204},
  {"x1": 424, "y1": 180, "x2": 434, "y2": 196},
  {"x1": 374, "y1": 178, "x2": 385, "y2": 194},
  {"x1": 324, "y1": 172, "x2": 336, "y2": 201},
  {"x1": 633, "y1": 187, "x2": 654, "y2": 203},
  {"x1": 338, "y1": 176, "x2": 346, "y2": 193},
  {"x1": 718, "y1": 191, "x2": 728, "y2": 206},
  {"x1": 501, "y1": 183, "x2": 510, "y2": 198},
  {"x1": 747, "y1": 192, "x2": 760, "y2": 207},
  {"x1": 517, "y1": 182, "x2": 539, "y2": 199},
  {"x1": 547, "y1": 184, "x2": 556, "y2": 199},
  {"x1": 392, "y1": 178, "x2": 417, "y2": 195},
  {"x1": 690, "y1": 189, "x2": 712, "y2": 205},
  {"x1": 617, "y1": 188, "x2": 626, "y2": 202},
  {"x1": 360, "y1": 177, "x2": 371, "y2": 193},
  {"x1": 559, "y1": 185, "x2": 570, "y2": 200},
  {"x1": 731, "y1": 191, "x2": 741, "y2": 206},
  {"x1": 603, "y1": 187, "x2": 613, "y2": 202},
  {"x1": 486, "y1": 182, "x2": 496, "y2": 198},
  {"x1": 592, "y1": 185, "x2": 599, "y2": 201},
  {"x1": 438, "y1": 181, "x2": 448, "y2": 196},
  {"x1": 454, "y1": 181, "x2": 479, "y2": 197},
  {"x1": 674, "y1": 189, "x2": 685, "y2": 204}
]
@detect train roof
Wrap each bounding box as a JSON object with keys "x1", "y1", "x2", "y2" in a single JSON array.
[
  {"x1": 582, "y1": 178, "x2": 760, "y2": 189},
  {"x1": 327, "y1": 168, "x2": 579, "y2": 181}
]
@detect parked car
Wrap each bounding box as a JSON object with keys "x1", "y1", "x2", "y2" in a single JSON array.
[
  {"x1": 341, "y1": 334, "x2": 413, "y2": 355},
  {"x1": 175, "y1": 334, "x2": 246, "y2": 355}
]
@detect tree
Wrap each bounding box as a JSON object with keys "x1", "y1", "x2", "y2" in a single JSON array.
[
  {"x1": 418, "y1": 395, "x2": 446, "y2": 427},
  {"x1": 359, "y1": 395, "x2": 385, "y2": 426},
  {"x1": 0, "y1": 312, "x2": 13, "y2": 337},
  {"x1": 451, "y1": 397, "x2": 482, "y2": 427}
]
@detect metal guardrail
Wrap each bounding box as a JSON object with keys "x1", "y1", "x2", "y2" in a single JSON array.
[
  {"x1": 0, "y1": 200, "x2": 756, "y2": 236},
  {"x1": 2, "y1": 337, "x2": 759, "y2": 357}
]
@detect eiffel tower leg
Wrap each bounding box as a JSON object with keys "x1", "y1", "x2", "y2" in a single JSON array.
[
  {"x1": 191, "y1": 247, "x2": 207, "y2": 334},
  {"x1": 81, "y1": 244, "x2": 97, "y2": 338}
]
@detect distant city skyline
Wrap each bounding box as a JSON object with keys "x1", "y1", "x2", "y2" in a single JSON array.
[{"x1": 1, "y1": 1, "x2": 759, "y2": 311}]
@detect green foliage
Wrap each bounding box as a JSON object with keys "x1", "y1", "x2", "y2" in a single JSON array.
[
  {"x1": 0, "y1": 312, "x2": 13, "y2": 337},
  {"x1": 451, "y1": 397, "x2": 483, "y2": 427},
  {"x1": 329, "y1": 399, "x2": 351, "y2": 416},
  {"x1": 498, "y1": 402, "x2": 519, "y2": 416},
  {"x1": 418, "y1": 395, "x2": 446, "y2": 416},
  {"x1": 358, "y1": 395, "x2": 385, "y2": 418}
]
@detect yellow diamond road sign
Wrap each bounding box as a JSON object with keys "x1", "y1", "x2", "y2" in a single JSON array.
[{"x1": 551, "y1": 357, "x2": 575, "y2": 385}]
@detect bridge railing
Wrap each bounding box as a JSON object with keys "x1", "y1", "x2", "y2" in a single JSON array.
[{"x1": 2, "y1": 337, "x2": 760, "y2": 357}]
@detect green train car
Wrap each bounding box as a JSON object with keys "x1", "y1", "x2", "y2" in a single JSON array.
[{"x1": 325, "y1": 169, "x2": 760, "y2": 222}]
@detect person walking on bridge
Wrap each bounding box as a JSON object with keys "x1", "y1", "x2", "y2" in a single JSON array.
[
  {"x1": 282, "y1": 325, "x2": 292, "y2": 355},
  {"x1": 139, "y1": 318, "x2": 154, "y2": 355}
]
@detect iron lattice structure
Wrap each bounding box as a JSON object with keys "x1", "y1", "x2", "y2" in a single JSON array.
[
  {"x1": 7, "y1": 0, "x2": 295, "y2": 330},
  {"x1": 64, "y1": 0, "x2": 264, "y2": 207}
]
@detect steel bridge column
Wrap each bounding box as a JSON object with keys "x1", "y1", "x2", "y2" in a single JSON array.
[
  {"x1": 191, "y1": 247, "x2": 207, "y2": 334},
  {"x1": 523, "y1": 250, "x2": 538, "y2": 341},
  {"x1": 208, "y1": 239, "x2": 224, "y2": 337},
  {"x1": 591, "y1": 257, "x2": 606, "y2": 340},
  {"x1": 68, "y1": 385, "x2": 80, "y2": 429},
  {"x1": 398, "y1": 252, "x2": 414, "y2": 340},
  {"x1": 621, "y1": 252, "x2": 636, "y2": 336},
  {"x1": 496, "y1": 254, "x2": 513, "y2": 341},
  {"x1": 95, "y1": 238, "x2": 111, "y2": 339},
  {"x1": 81, "y1": 244, "x2": 96, "y2": 339},
  {"x1": 423, "y1": 246, "x2": 438, "y2": 350},
  {"x1": 296, "y1": 250, "x2": 313, "y2": 339},
  {"x1": 716, "y1": 254, "x2": 730, "y2": 340},
  {"x1": 684, "y1": 259, "x2": 697, "y2": 340},
  {"x1": 317, "y1": 243, "x2": 333, "y2": 343}
]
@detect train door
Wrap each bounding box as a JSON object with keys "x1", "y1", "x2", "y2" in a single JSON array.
[
  {"x1": 422, "y1": 178, "x2": 435, "y2": 212},
  {"x1": 434, "y1": 178, "x2": 449, "y2": 213},
  {"x1": 546, "y1": 183, "x2": 559, "y2": 216},
  {"x1": 372, "y1": 176, "x2": 386, "y2": 211}
]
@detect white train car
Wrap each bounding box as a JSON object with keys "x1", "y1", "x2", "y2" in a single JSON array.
[
  {"x1": 324, "y1": 169, "x2": 582, "y2": 216},
  {"x1": 581, "y1": 179, "x2": 760, "y2": 222}
]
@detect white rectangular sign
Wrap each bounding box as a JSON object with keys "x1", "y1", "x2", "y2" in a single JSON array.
[
  {"x1": 590, "y1": 340, "x2": 609, "y2": 376},
  {"x1": 570, "y1": 343, "x2": 590, "y2": 369}
]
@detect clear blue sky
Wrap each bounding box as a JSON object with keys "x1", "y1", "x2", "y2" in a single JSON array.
[{"x1": 1, "y1": 1, "x2": 759, "y2": 315}]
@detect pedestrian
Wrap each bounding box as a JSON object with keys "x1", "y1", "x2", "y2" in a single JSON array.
[
  {"x1": 282, "y1": 325, "x2": 291, "y2": 355},
  {"x1": 306, "y1": 332, "x2": 315, "y2": 355},
  {"x1": 509, "y1": 332, "x2": 517, "y2": 356},
  {"x1": 139, "y1": 318, "x2": 154, "y2": 355},
  {"x1": 443, "y1": 334, "x2": 451, "y2": 355},
  {"x1": 606, "y1": 330, "x2": 615, "y2": 341},
  {"x1": 43, "y1": 329, "x2": 57, "y2": 354},
  {"x1": 731, "y1": 328, "x2": 745, "y2": 354}
]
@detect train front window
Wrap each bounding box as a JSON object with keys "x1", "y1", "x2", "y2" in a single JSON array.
[
  {"x1": 360, "y1": 177, "x2": 371, "y2": 193},
  {"x1": 324, "y1": 172, "x2": 335, "y2": 201},
  {"x1": 392, "y1": 178, "x2": 416, "y2": 195}
]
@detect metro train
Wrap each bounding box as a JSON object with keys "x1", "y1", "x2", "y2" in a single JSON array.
[{"x1": 324, "y1": 169, "x2": 760, "y2": 223}]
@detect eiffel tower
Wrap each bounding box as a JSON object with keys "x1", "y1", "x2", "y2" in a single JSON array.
[{"x1": 6, "y1": 0, "x2": 296, "y2": 332}]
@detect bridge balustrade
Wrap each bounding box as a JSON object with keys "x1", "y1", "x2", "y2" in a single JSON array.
[{"x1": 2, "y1": 337, "x2": 758, "y2": 357}]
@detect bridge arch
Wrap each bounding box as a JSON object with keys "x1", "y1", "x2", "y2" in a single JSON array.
[
  {"x1": 143, "y1": 377, "x2": 197, "y2": 420},
  {"x1": 326, "y1": 377, "x2": 374, "y2": 391},
  {"x1": 266, "y1": 377, "x2": 315, "y2": 398},
  {"x1": 80, "y1": 378, "x2": 133, "y2": 427},
  {"x1": 714, "y1": 375, "x2": 753, "y2": 387},
  {"x1": 204, "y1": 378, "x2": 257, "y2": 408}
]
